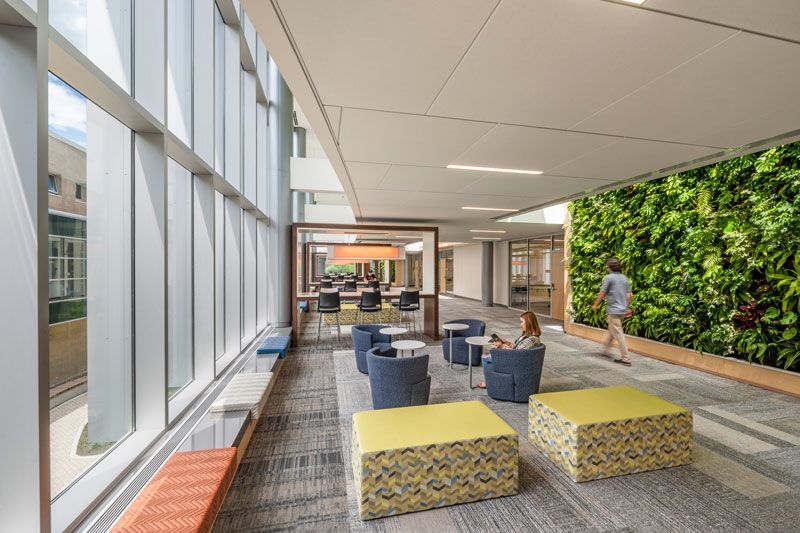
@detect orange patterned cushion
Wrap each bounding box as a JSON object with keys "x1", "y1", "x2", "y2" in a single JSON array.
[{"x1": 112, "y1": 448, "x2": 237, "y2": 533}]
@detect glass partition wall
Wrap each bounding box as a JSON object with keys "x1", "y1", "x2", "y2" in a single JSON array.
[
  {"x1": 439, "y1": 249, "x2": 453, "y2": 294},
  {"x1": 509, "y1": 235, "x2": 565, "y2": 320}
]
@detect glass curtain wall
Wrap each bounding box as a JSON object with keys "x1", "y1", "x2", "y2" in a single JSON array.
[
  {"x1": 27, "y1": 0, "x2": 282, "y2": 522},
  {"x1": 48, "y1": 74, "x2": 133, "y2": 497}
]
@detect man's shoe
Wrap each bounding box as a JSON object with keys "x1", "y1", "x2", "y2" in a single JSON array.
[{"x1": 613, "y1": 358, "x2": 632, "y2": 366}]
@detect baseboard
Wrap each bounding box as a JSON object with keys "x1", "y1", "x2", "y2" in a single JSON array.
[{"x1": 565, "y1": 321, "x2": 800, "y2": 398}]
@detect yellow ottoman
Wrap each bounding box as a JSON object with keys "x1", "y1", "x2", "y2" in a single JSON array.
[
  {"x1": 529, "y1": 386, "x2": 692, "y2": 482},
  {"x1": 352, "y1": 401, "x2": 518, "y2": 520}
]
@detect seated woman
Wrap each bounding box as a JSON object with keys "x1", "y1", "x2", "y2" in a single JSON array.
[{"x1": 477, "y1": 311, "x2": 542, "y2": 388}]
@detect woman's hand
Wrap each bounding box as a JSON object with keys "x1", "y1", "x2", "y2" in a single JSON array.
[{"x1": 492, "y1": 339, "x2": 504, "y2": 349}]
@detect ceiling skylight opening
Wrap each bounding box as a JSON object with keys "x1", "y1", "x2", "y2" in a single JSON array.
[
  {"x1": 462, "y1": 206, "x2": 519, "y2": 212},
  {"x1": 448, "y1": 164, "x2": 543, "y2": 175}
]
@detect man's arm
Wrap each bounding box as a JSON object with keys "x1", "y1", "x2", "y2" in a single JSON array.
[{"x1": 591, "y1": 291, "x2": 605, "y2": 311}]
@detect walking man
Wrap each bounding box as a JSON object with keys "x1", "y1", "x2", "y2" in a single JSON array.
[{"x1": 591, "y1": 257, "x2": 633, "y2": 366}]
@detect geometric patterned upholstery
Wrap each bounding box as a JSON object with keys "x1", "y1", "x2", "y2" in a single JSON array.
[
  {"x1": 352, "y1": 401, "x2": 518, "y2": 519},
  {"x1": 111, "y1": 448, "x2": 237, "y2": 532},
  {"x1": 529, "y1": 386, "x2": 693, "y2": 482},
  {"x1": 209, "y1": 372, "x2": 273, "y2": 420}
]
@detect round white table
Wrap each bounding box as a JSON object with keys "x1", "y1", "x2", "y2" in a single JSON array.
[
  {"x1": 465, "y1": 336, "x2": 493, "y2": 389},
  {"x1": 379, "y1": 327, "x2": 408, "y2": 344},
  {"x1": 391, "y1": 339, "x2": 426, "y2": 357},
  {"x1": 443, "y1": 323, "x2": 469, "y2": 369}
]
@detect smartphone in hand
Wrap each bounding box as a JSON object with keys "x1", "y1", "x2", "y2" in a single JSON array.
[{"x1": 490, "y1": 333, "x2": 501, "y2": 343}]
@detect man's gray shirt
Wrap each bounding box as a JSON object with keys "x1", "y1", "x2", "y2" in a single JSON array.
[{"x1": 601, "y1": 272, "x2": 631, "y2": 315}]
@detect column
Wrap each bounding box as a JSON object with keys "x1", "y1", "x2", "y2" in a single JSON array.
[
  {"x1": 292, "y1": 126, "x2": 306, "y2": 223},
  {"x1": 482, "y1": 241, "x2": 494, "y2": 306},
  {"x1": 0, "y1": 22, "x2": 47, "y2": 531},
  {"x1": 268, "y1": 59, "x2": 293, "y2": 327}
]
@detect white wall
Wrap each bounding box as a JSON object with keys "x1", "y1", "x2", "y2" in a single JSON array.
[
  {"x1": 494, "y1": 240, "x2": 509, "y2": 306},
  {"x1": 453, "y1": 244, "x2": 482, "y2": 300}
]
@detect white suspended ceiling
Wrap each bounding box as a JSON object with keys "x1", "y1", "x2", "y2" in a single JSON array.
[{"x1": 244, "y1": 0, "x2": 800, "y2": 242}]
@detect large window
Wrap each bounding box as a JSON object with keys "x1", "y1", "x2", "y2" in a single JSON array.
[
  {"x1": 214, "y1": 5, "x2": 225, "y2": 173},
  {"x1": 167, "y1": 159, "x2": 193, "y2": 396},
  {"x1": 167, "y1": 0, "x2": 193, "y2": 145},
  {"x1": 50, "y1": 0, "x2": 132, "y2": 92},
  {"x1": 48, "y1": 74, "x2": 133, "y2": 497},
  {"x1": 215, "y1": 190, "x2": 225, "y2": 359}
]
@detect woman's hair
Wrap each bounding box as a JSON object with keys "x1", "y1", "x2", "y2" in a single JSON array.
[
  {"x1": 520, "y1": 311, "x2": 541, "y2": 337},
  {"x1": 606, "y1": 256, "x2": 622, "y2": 272}
]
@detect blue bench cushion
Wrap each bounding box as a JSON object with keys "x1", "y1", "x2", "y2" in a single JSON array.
[{"x1": 257, "y1": 336, "x2": 291, "y2": 358}]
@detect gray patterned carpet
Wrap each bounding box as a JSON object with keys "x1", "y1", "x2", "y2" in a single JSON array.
[{"x1": 215, "y1": 297, "x2": 800, "y2": 532}]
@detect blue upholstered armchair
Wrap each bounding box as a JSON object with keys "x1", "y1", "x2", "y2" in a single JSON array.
[
  {"x1": 442, "y1": 319, "x2": 485, "y2": 366},
  {"x1": 366, "y1": 349, "x2": 431, "y2": 410},
  {"x1": 352, "y1": 324, "x2": 394, "y2": 374},
  {"x1": 484, "y1": 345, "x2": 546, "y2": 402}
]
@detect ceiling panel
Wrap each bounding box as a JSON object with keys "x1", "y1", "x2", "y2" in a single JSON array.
[
  {"x1": 429, "y1": 0, "x2": 735, "y2": 129},
  {"x1": 574, "y1": 32, "x2": 800, "y2": 147},
  {"x1": 644, "y1": 0, "x2": 800, "y2": 42},
  {"x1": 346, "y1": 161, "x2": 389, "y2": 189},
  {"x1": 453, "y1": 124, "x2": 618, "y2": 173},
  {"x1": 458, "y1": 174, "x2": 612, "y2": 198},
  {"x1": 549, "y1": 138, "x2": 720, "y2": 180},
  {"x1": 378, "y1": 165, "x2": 484, "y2": 193},
  {"x1": 276, "y1": 0, "x2": 498, "y2": 113},
  {"x1": 339, "y1": 108, "x2": 494, "y2": 167}
]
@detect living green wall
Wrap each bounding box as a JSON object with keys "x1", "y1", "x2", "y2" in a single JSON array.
[{"x1": 568, "y1": 141, "x2": 800, "y2": 372}]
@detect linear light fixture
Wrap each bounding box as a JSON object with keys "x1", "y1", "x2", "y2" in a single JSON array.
[
  {"x1": 394, "y1": 235, "x2": 420, "y2": 239},
  {"x1": 469, "y1": 229, "x2": 506, "y2": 234},
  {"x1": 447, "y1": 164, "x2": 543, "y2": 175},
  {"x1": 462, "y1": 206, "x2": 519, "y2": 212},
  {"x1": 618, "y1": 0, "x2": 646, "y2": 4},
  {"x1": 473, "y1": 237, "x2": 501, "y2": 241}
]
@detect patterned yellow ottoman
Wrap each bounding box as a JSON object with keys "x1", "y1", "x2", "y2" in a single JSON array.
[
  {"x1": 529, "y1": 386, "x2": 692, "y2": 482},
  {"x1": 352, "y1": 401, "x2": 518, "y2": 520}
]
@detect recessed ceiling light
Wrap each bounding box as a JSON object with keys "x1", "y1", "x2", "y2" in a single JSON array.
[
  {"x1": 473, "y1": 237, "x2": 501, "y2": 241},
  {"x1": 619, "y1": 0, "x2": 646, "y2": 4},
  {"x1": 469, "y1": 229, "x2": 506, "y2": 234},
  {"x1": 462, "y1": 206, "x2": 519, "y2": 212},
  {"x1": 394, "y1": 235, "x2": 420, "y2": 239},
  {"x1": 448, "y1": 164, "x2": 543, "y2": 175}
]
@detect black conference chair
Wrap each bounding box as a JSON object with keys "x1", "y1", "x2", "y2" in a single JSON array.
[
  {"x1": 368, "y1": 279, "x2": 380, "y2": 290},
  {"x1": 357, "y1": 290, "x2": 382, "y2": 324},
  {"x1": 320, "y1": 279, "x2": 333, "y2": 290},
  {"x1": 343, "y1": 279, "x2": 357, "y2": 292},
  {"x1": 317, "y1": 289, "x2": 341, "y2": 344},
  {"x1": 393, "y1": 290, "x2": 420, "y2": 336}
]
